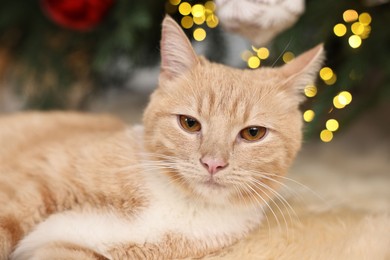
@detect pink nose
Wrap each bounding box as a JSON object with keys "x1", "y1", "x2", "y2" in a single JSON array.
[{"x1": 200, "y1": 157, "x2": 228, "y2": 175}]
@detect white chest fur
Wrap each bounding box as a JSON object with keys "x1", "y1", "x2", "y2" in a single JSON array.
[{"x1": 12, "y1": 174, "x2": 263, "y2": 259}]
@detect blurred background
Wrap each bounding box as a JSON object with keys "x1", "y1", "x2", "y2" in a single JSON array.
[{"x1": 0, "y1": 0, "x2": 389, "y2": 192}]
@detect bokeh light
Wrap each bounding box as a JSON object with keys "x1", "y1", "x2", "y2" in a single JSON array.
[
  {"x1": 351, "y1": 22, "x2": 365, "y2": 35},
  {"x1": 333, "y1": 91, "x2": 352, "y2": 109},
  {"x1": 257, "y1": 47, "x2": 270, "y2": 60},
  {"x1": 282, "y1": 52, "x2": 295, "y2": 63},
  {"x1": 181, "y1": 16, "x2": 193, "y2": 29},
  {"x1": 343, "y1": 9, "x2": 358, "y2": 22},
  {"x1": 193, "y1": 15, "x2": 205, "y2": 25},
  {"x1": 324, "y1": 74, "x2": 337, "y2": 85},
  {"x1": 206, "y1": 14, "x2": 219, "y2": 28},
  {"x1": 348, "y1": 35, "x2": 362, "y2": 48},
  {"x1": 303, "y1": 110, "x2": 315, "y2": 122},
  {"x1": 304, "y1": 85, "x2": 317, "y2": 97},
  {"x1": 333, "y1": 23, "x2": 347, "y2": 37},
  {"x1": 192, "y1": 4, "x2": 205, "y2": 18},
  {"x1": 205, "y1": 1, "x2": 216, "y2": 12},
  {"x1": 339, "y1": 91, "x2": 352, "y2": 105},
  {"x1": 333, "y1": 95, "x2": 345, "y2": 109},
  {"x1": 359, "y1": 12, "x2": 372, "y2": 25},
  {"x1": 248, "y1": 56, "x2": 260, "y2": 69},
  {"x1": 326, "y1": 119, "x2": 339, "y2": 132},
  {"x1": 319, "y1": 67, "x2": 334, "y2": 81},
  {"x1": 320, "y1": 130, "x2": 334, "y2": 142},
  {"x1": 179, "y1": 2, "x2": 191, "y2": 15},
  {"x1": 193, "y1": 28, "x2": 206, "y2": 41}
]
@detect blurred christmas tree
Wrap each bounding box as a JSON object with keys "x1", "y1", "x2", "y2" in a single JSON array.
[
  {"x1": 0, "y1": 0, "x2": 389, "y2": 141},
  {"x1": 0, "y1": 0, "x2": 165, "y2": 108}
]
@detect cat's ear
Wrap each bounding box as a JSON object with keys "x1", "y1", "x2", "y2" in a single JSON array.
[
  {"x1": 160, "y1": 16, "x2": 199, "y2": 81},
  {"x1": 280, "y1": 44, "x2": 325, "y2": 103}
]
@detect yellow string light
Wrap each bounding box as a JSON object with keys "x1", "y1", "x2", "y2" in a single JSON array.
[
  {"x1": 333, "y1": 23, "x2": 347, "y2": 37},
  {"x1": 193, "y1": 28, "x2": 206, "y2": 41},
  {"x1": 247, "y1": 56, "x2": 260, "y2": 69},
  {"x1": 193, "y1": 15, "x2": 206, "y2": 25},
  {"x1": 320, "y1": 129, "x2": 333, "y2": 142},
  {"x1": 359, "y1": 12, "x2": 372, "y2": 25},
  {"x1": 319, "y1": 67, "x2": 334, "y2": 81},
  {"x1": 181, "y1": 16, "x2": 193, "y2": 29},
  {"x1": 333, "y1": 95, "x2": 346, "y2": 109},
  {"x1": 282, "y1": 52, "x2": 295, "y2": 63},
  {"x1": 339, "y1": 91, "x2": 352, "y2": 105},
  {"x1": 304, "y1": 85, "x2": 317, "y2": 98},
  {"x1": 206, "y1": 14, "x2": 219, "y2": 28},
  {"x1": 351, "y1": 22, "x2": 365, "y2": 35},
  {"x1": 192, "y1": 4, "x2": 205, "y2": 18},
  {"x1": 324, "y1": 74, "x2": 337, "y2": 85},
  {"x1": 303, "y1": 110, "x2": 315, "y2": 122},
  {"x1": 204, "y1": 1, "x2": 216, "y2": 12},
  {"x1": 348, "y1": 35, "x2": 362, "y2": 48},
  {"x1": 257, "y1": 47, "x2": 270, "y2": 60},
  {"x1": 343, "y1": 9, "x2": 358, "y2": 22},
  {"x1": 326, "y1": 119, "x2": 339, "y2": 132},
  {"x1": 178, "y1": 2, "x2": 191, "y2": 15}
]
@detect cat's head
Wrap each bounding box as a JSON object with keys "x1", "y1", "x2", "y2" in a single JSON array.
[{"x1": 143, "y1": 16, "x2": 324, "y2": 206}]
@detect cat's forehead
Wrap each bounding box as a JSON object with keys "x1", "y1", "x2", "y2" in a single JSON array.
[{"x1": 174, "y1": 63, "x2": 285, "y2": 121}]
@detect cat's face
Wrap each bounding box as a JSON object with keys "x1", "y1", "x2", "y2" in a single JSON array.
[{"x1": 143, "y1": 16, "x2": 324, "y2": 206}]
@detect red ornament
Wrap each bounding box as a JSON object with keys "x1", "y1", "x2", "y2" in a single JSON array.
[{"x1": 41, "y1": 0, "x2": 115, "y2": 31}]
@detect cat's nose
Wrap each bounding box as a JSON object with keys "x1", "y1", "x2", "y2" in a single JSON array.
[{"x1": 200, "y1": 157, "x2": 228, "y2": 175}]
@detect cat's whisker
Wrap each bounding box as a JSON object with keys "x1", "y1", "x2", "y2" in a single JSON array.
[
  {"x1": 243, "y1": 168, "x2": 325, "y2": 207},
  {"x1": 227, "y1": 171, "x2": 296, "y2": 226},
  {"x1": 235, "y1": 166, "x2": 302, "y2": 200},
  {"x1": 240, "y1": 182, "x2": 282, "y2": 234},
  {"x1": 242, "y1": 171, "x2": 300, "y2": 221},
  {"x1": 252, "y1": 177, "x2": 300, "y2": 229},
  {"x1": 236, "y1": 183, "x2": 273, "y2": 237},
  {"x1": 229, "y1": 181, "x2": 272, "y2": 237},
  {"x1": 258, "y1": 171, "x2": 326, "y2": 205},
  {"x1": 245, "y1": 178, "x2": 290, "y2": 236},
  {"x1": 246, "y1": 177, "x2": 298, "y2": 239}
]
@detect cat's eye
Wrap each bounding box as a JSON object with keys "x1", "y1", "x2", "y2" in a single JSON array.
[
  {"x1": 239, "y1": 126, "x2": 267, "y2": 142},
  {"x1": 178, "y1": 115, "x2": 201, "y2": 133}
]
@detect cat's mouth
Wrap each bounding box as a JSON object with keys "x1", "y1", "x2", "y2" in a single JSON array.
[{"x1": 202, "y1": 178, "x2": 225, "y2": 189}]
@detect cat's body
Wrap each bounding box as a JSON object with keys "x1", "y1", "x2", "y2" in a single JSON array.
[
  {"x1": 0, "y1": 112, "x2": 261, "y2": 259},
  {"x1": 0, "y1": 17, "x2": 324, "y2": 259}
]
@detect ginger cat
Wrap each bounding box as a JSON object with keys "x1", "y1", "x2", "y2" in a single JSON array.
[{"x1": 0, "y1": 16, "x2": 324, "y2": 259}]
